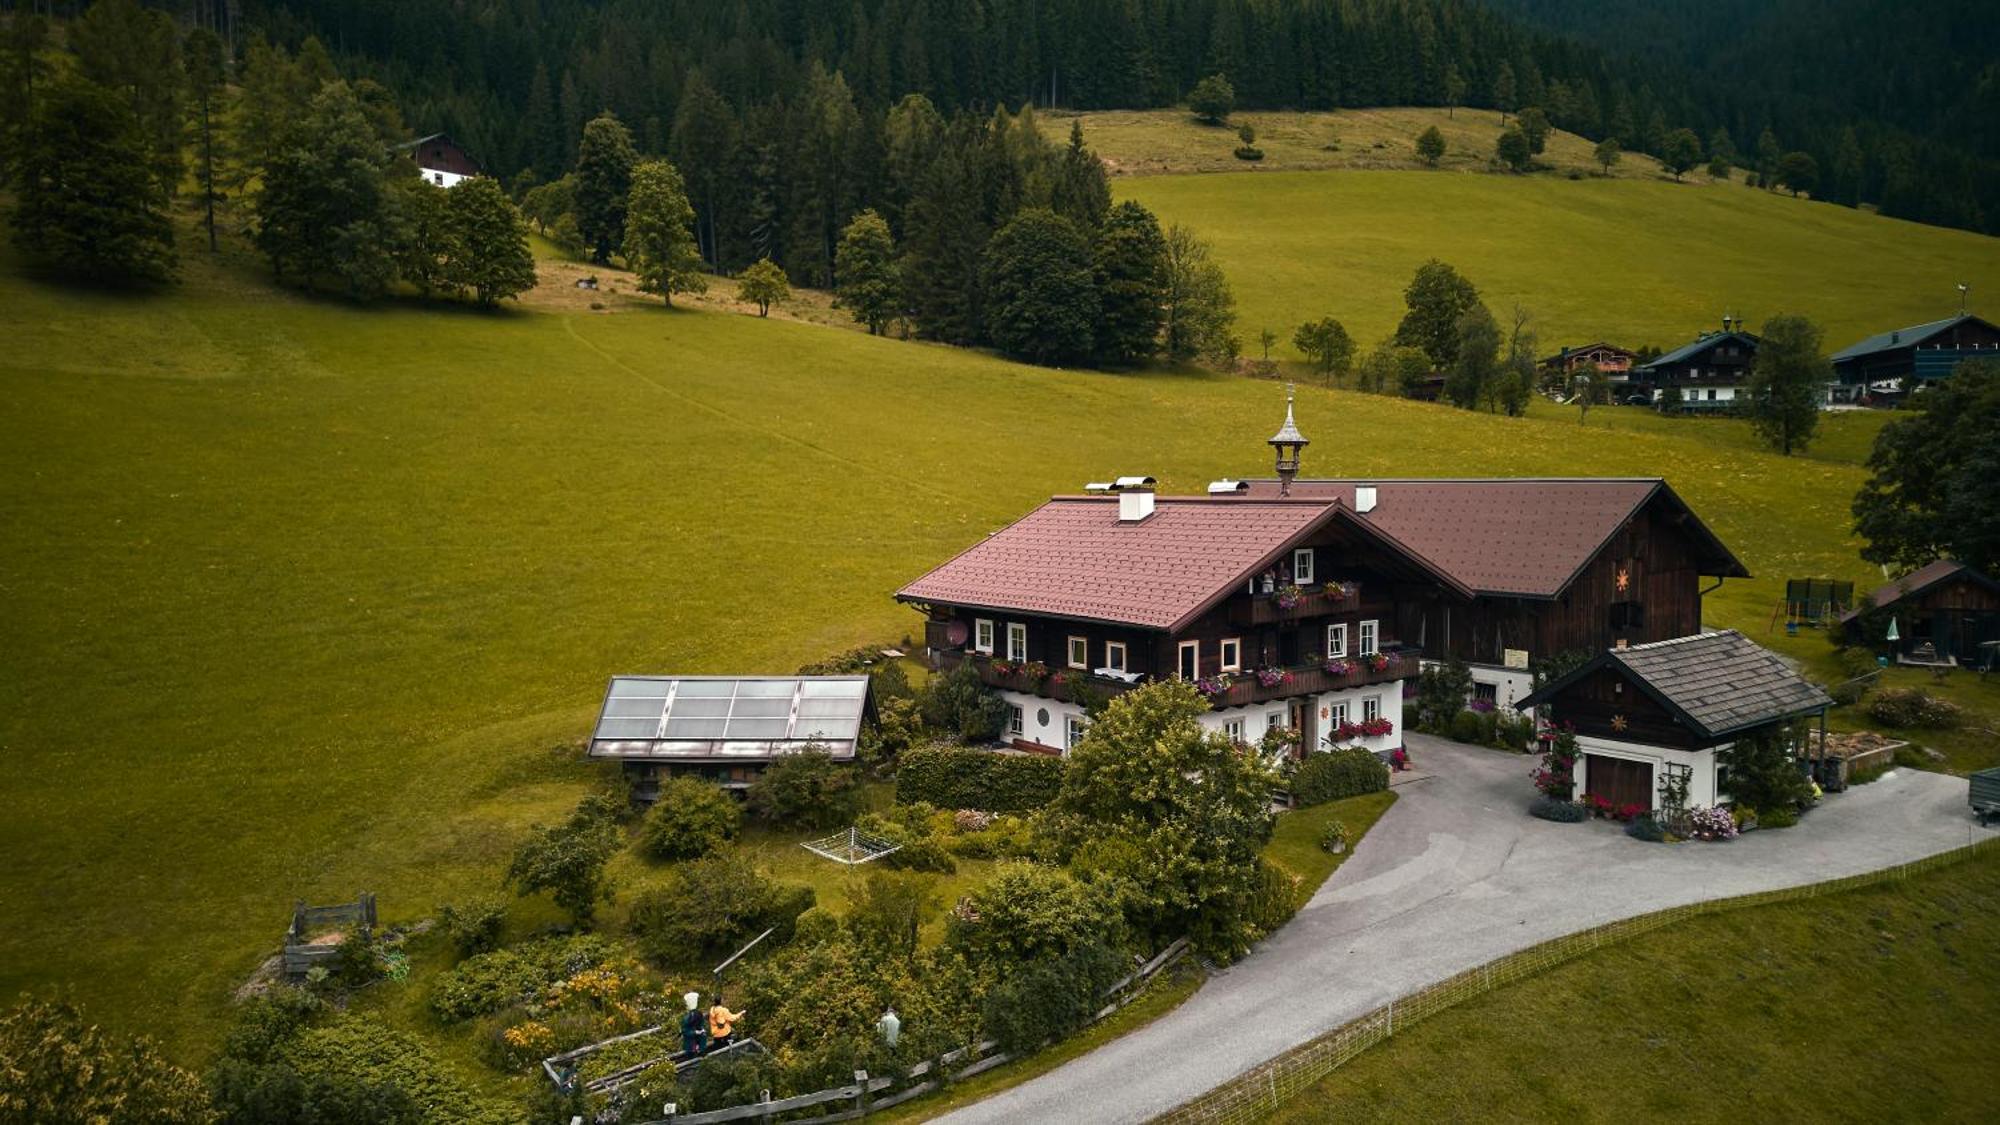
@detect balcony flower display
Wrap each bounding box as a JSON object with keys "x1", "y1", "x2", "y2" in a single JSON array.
[
  {"x1": 1323, "y1": 657, "x2": 1354, "y2": 677},
  {"x1": 989, "y1": 659, "x2": 1047, "y2": 685},
  {"x1": 1255, "y1": 666, "x2": 1292, "y2": 688},
  {"x1": 1322, "y1": 580, "x2": 1358, "y2": 603},
  {"x1": 991, "y1": 658, "x2": 1020, "y2": 677},
  {"x1": 1194, "y1": 673, "x2": 1234, "y2": 697},
  {"x1": 1274, "y1": 583, "x2": 1304, "y2": 610},
  {"x1": 1333, "y1": 716, "x2": 1394, "y2": 741},
  {"x1": 1363, "y1": 652, "x2": 1395, "y2": 673}
]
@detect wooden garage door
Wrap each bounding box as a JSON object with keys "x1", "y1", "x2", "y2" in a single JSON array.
[{"x1": 1585, "y1": 754, "x2": 1654, "y2": 811}]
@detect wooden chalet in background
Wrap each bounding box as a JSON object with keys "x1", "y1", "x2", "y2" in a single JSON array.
[
  {"x1": 396, "y1": 133, "x2": 484, "y2": 188},
  {"x1": 1828, "y1": 313, "x2": 2000, "y2": 403},
  {"x1": 1538, "y1": 342, "x2": 1636, "y2": 384},
  {"x1": 1631, "y1": 317, "x2": 1759, "y2": 411},
  {"x1": 1841, "y1": 559, "x2": 2000, "y2": 667}
]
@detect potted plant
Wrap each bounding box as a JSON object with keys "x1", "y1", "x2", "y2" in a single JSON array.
[
  {"x1": 1255, "y1": 666, "x2": 1292, "y2": 688},
  {"x1": 1319, "y1": 818, "x2": 1350, "y2": 854},
  {"x1": 1323, "y1": 580, "x2": 1358, "y2": 603},
  {"x1": 1195, "y1": 673, "x2": 1234, "y2": 697},
  {"x1": 1275, "y1": 583, "x2": 1304, "y2": 610}
]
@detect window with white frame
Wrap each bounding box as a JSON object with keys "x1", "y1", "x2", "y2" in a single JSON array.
[
  {"x1": 1359, "y1": 619, "x2": 1379, "y2": 655},
  {"x1": 974, "y1": 618, "x2": 995, "y2": 654},
  {"x1": 1006, "y1": 622, "x2": 1027, "y2": 661},
  {"x1": 1326, "y1": 623, "x2": 1348, "y2": 658},
  {"x1": 1266, "y1": 710, "x2": 1285, "y2": 735},
  {"x1": 1177, "y1": 640, "x2": 1199, "y2": 680},
  {"x1": 1219, "y1": 637, "x2": 1242, "y2": 672},
  {"x1": 1105, "y1": 641, "x2": 1127, "y2": 672},
  {"x1": 1007, "y1": 704, "x2": 1024, "y2": 737},
  {"x1": 1363, "y1": 696, "x2": 1382, "y2": 723},
  {"x1": 1292, "y1": 547, "x2": 1315, "y2": 585},
  {"x1": 1223, "y1": 717, "x2": 1246, "y2": 743},
  {"x1": 1066, "y1": 713, "x2": 1088, "y2": 751},
  {"x1": 1066, "y1": 635, "x2": 1089, "y2": 669},
  {"x1": 1327, "y1": 700, "x2": 1348, "y2": 729}
]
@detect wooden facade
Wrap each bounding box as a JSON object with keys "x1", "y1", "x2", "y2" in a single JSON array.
[{"x1": 1846, "y1": 563, "x2": 2000, "y2": 665}]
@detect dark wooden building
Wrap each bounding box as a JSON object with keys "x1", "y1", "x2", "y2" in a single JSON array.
[
  {"x1": 1828, "y1": 313, "x2": 2000, "y2": 403},
  {"x1": 397, "y1": 133, "x2": 484, "y2": 187},
  {"x1": 1631, "y1": 319, "x2": 1760, "y2": 412},
  {"x1": 1841, "y1": 559, "x2": 2000, "y2": 668}
]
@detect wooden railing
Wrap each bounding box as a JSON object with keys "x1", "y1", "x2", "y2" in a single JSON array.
[
  {"x1": 937, "y1": 649, "x2": 1143, "y2": 706},
  {"x1": 1229, "y1": 585, "x2": 1371, "y2": 627},
  {"x1": 1203, "y1": 645, "x2": 1420, "y2": 708}
]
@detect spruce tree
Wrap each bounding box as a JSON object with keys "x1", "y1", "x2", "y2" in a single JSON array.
[
  {"x1": 1661, "y1": 128, "x2": 1702, "y2": 181},
  {"x1": 669, "y1": 71, "x2": 739, "y2": 266},
  {"x1": 833, "y1": 209, "x2": 899, "y2": 335},
  {"x1": 982, "y1": 208, "x2": 1098, "y2": 365},
  {"x1": 70, "y1": 0, "x2": 184, "y2": 198},
  {"x1": 622, "y1": 159, "x2": 705, "y2": 306},
  {"x1": 575, "y1": 111, "x2": 637, "y2": 264},
  {"x1": 182, "y1": 27, "x2": 229, "y2": 252},
  {"x1": 447, "y1": 176, "x2": 538, "y2": 306},
  {"x1": 1051, "y1": 120, "x2": 1112, "y2": 230},
  {"x1": 1092, "y1": 201, "x2": 1169, "y2": 365},
  {"x1": 1416, "y1": 126, "x2": 1446, "y2": 166},
  {"x1": 10, "y1": 73, "x2": 176, "y2": 284}
]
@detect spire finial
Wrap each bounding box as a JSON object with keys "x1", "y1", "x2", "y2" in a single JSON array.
[{"x1": 1268, "y1": 385, "x2": 1308, "y2": 497}]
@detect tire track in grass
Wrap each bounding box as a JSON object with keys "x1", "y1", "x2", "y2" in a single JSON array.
[{"x1": 562, "y1": 313, "x2": 966, "y2": 504}]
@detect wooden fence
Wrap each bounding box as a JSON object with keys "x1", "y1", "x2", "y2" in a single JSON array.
[
  {"x1": 282, "y1": 892, "x2": 376, "y2": 978},
  {"x1": 624, "y1": 936, "x2": 1192, "y2": 1124},
  {"x1": 1152, "y1": 835, "x2": 2000, "y2": 1124}
]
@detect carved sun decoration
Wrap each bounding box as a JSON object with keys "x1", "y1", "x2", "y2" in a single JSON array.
[
  {"x1": 1611, "y1": 713, "x2": 1629, "y2": 733},
  {"x1": 1615, "y1": 566, "x2": 1631, "y2": 593}
]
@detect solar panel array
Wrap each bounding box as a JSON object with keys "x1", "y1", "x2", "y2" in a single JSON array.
[{"x1": 590, "y1": 676, "x2": 869, "y2": 759}]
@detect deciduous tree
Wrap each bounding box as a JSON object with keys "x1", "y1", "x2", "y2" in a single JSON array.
[
  {"x1": 982, "y1": 207, "x2": 1098, "y2": 365},
  {"x1": 1293, "y1": 317, "x2": 1355, "y2": 382},
  {"x1": 1516, "y1": 106, "x2": 1550, "y2": 154},
  {"x1": 1188, "y1": 73, "x2": 1234, "y2": 124},
  {"x1": 622, "y1": 158, "x2": 706, "y2": 306},
  {"x1": 507, "y1": 795, "x2": 621, "y2": 925},
  {"x1": 737, "y1": 257, "x2": 789, "y2": 316},
  {"x1": 1852, "y1": 359, "x2": 2000, "y2": 574},
  {"x1": 1160, "y1": 223, "x2": 1238, "y2": 364},
  {"x1": 1393, "y1": 259, "x2": 1480, "y2": 369},
  {"x1": 1444, "y1": 303, "x2": 1500, "y2": 410},
  {"x1": 1593, "y1": 136, "x2": 1621, "y2": 175},
  {"x1": 1661, "y1": 127, "x2": 1702, "y2": 181},
  {"x1": 1746, "y1": 314, "x2": 1828, "y2": 455},
  {"x1": 0, "y1": 996, "x2": 212, "y2": 1124},
  {"x1": 1416, "y1": 125, "x2": 1446, "y2": 166},
  {"x1": 254, "y1": 81, "x2": 398, "y2": 297},
  {"x1": 833, "y1": 209, "x2": 899, "y2": 334},
  {"x1": 1091, "y1": 200, "x2": 1168, "y2": 365},
  {"x1": 1777, "y1": 150, "x2": 1819, "y2": 197},
  {"x1": 1496, "y1": 125, "x2": 1530, "y2": 171},
  {"x1": 446, "y1": 176, "x2": 538, "y2": 307}
]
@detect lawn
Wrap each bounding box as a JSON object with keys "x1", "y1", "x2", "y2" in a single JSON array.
[
  {"x1": 1118, "y1": 166, "x2": 2000, "y2": 361},
  {"x1": 1264, "y1": 791, "x2": 1399, "y2": 910},
  {"x1": 4, "y1": 157, "x2": 1997, "y2": 1070},
  {"x1": 1268, "y1": 843, "x2": 2000, "y2": 1123}
]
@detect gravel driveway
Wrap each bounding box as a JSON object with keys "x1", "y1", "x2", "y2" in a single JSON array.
[{"x1": 939, "y1": 734, "x2": 1995, "y2": 1124}]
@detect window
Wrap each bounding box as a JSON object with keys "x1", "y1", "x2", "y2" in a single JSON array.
[
  {"x1": 1328, "y1": 701, "x2": 1349, "y2": 729},
  {"x1": 1177, "y1": 640, "x2": 1199, "y2": 680},
  {"x1": 1473, "y1": 682, "x2": 1498, "y2": 705},
  {"x1": 974, "y1": 618, "x2": 995, "y2": 654},
  {"x1": 1326, "y1": 623, "x2": 1348, "y2": 659},
  {"x1": 1610, "y1": 601, "x2": 1646, "y2": 630},
  {"x1": 1292, "y1": 548, "x2": 1316, "y2": 586},
  {"x1": 1105, "y1": 642, "x2": 1127, "y2": 672},
  {"x1": 1007, "y1": 704, "x2": 1024, "y2": 737},
  {"x1": 1267, "y1": 710, "x2": 1286, "y2": 735},
  {"x1": 1706, "y1": 388, "x2": 1718, "y2": 401},
  {"x1": 1066, "y1": 635, "x2": 1089, "y2": 669},
  {"x1": 1363, "y1": 696, "x2": 1383, "y2": 724},
  {"x1": 1066, "y1": 713, "x2": 1088, "y2": 751},
  {"x1": 1359, "y1": 620, "x2": 1379, "y2": 655},
  {"x1": 1223, "y1": 718, "x2": 1246, "y2": 743},
  {"x1": 1006, "y1": 622, "x2": 1027, "y2": 661},
  {"x1": 1220, "y1": 637, "x2": 1243, "y2": 672}
]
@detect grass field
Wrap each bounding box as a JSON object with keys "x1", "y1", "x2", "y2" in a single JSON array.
[
  {"x1": 1269, "y1": 844, "x2": 2000, "y2": 1123},
  {"x1": 1118, "y1": 166, "x2": 2000, "y2": 360}
]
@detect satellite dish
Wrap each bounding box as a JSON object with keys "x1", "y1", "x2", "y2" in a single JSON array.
[{"x1": 945, "y1": 620, "x2": 969, "y2": 646}]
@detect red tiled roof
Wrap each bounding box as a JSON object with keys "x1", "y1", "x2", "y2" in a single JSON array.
[
  {"x1": 896, "y1": 496, "x2": 1343, "y2": 630},
  {"x1": 1242, "y1": 478, "x2": 1747, "y2": 598}
]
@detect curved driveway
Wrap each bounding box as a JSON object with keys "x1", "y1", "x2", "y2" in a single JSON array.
[{"x1": 940, "y1": 735, "x2": 1996, "y2": 1124}]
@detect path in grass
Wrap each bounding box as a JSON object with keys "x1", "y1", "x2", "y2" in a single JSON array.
[{"x1": 935, "y1": 738, "x2": 1996, "y2": 1124}]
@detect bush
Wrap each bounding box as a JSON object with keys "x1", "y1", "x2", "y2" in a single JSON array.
[
  {"x1": 507, "y1": 794, "x2": 622, "y2": 924},
  {"x1": 1493, "y1": 712, "x2": 1536, "y2": 751},
  {"x1": 918, "y1": 660, "x2": 1007, "y2": 743},
  {"x1": 1867, "y1": 687, "x2": 1964, "y2": 730},
  {"x1": 639, "y1": 776, "x2": 743, "y2": 860},
  {"x1": 746, "y1": 747, "x2": 862, "y2": 830},
  {"x1": 1760, "y1": 805, "x2": 1800, "y2": 828},
  {"x1": 0, "y1": 996, "x2": 213, "y2": 1125},
  {"x1": 1243, "y1": 857, "x2": 1301, "y2": 938},
  {"x1": 1625, "y1": 815, "x2": 1666, "y2": 842},
  {"x1": 1529, "y1": 796, "x2": 1588, "y2": 822},
  {"x1": 428, "y1": 934, "x2": 617, "y2": 1022},
  {"x1": 1413, "y1": 659, "x2": 1473, "y2": 729},
  {"x1": 896, "y1": 745, "x2": 1066, "y2": 812},
  {"x1": 979, "y1": 940, "x2": 1126, "y2": 1055},
  {"x1": 1447, "y1": 709, "x2": 1484, "y2": 744},
  {"x1": 1836, "y1": 646, "x2": 1879, "y2": 680},
  {"x1": 1318, "y1": 819, "x2": 1350, "y2": 853},
  {"x1": 1291, "y1": 748, "x2": 1389, "y2": 806},
  {"x1": 333, "y1": 928, "x2": 387, "y2": 990},
  {"x1": 279, "y1": 1015, "x2": 509, "y2": 1122},
  {"x1": 855, "y1": 809, "x2": 958, "y2": 874},
  {"x1": 683, "y1": 1049, "x2": 781, "y2": 1112},
  {"x1": 1233, "y1": 145, "x2": 1264, "y2": 161},
  {"x1": 627, "y1": 853, "x2": 815, "y2": 966},
  {"x1": 436, "y1": 898, "x2": 506, "y2": 958}
]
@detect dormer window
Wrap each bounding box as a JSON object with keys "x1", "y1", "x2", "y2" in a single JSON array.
[{"x1": 1292, "y1": 548, "x2": 1315, "y2": 585}]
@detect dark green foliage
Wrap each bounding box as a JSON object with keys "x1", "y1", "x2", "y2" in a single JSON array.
[
  {"x1": 254, "y1": 82, "x2": 396, "y2": 296},
  {"x1": 1496, "y1": 126, "x2": 1531, "y2": 171},
  {"x1": 1051, "y1": 120, "x2": 1112, "y2": 229},
  {"x1": 1160, "y1": 223, "x2": 1239, "y2": 363},
  {"x1": 857, "y1": 805, "x2": 958, "y2": 874},
  {"x1": 1716, "y1": 724, "x2": 1813, "y2": 814},
  {"x1": 745, "y1": 748, "x2": 861, "y2": 830},
  {"x1": 210, "y1": 1055, "x2": 422, "y2": 1125},
  {"x1": 982, "y1": 208, "x2": 1099, "y2": 365},
  {"x1": 1416, "y1": 126, "x2": 1446, "y2": 166},
  {"x1": 1777, "y1": 151, "x2": 1819, "y2": 197},
  {"x1": 1394, "y1": 260, "x2": 1481, "y2": 369},
  {"x1": 332, "y1": 928, "x2": 386, "y2": 990},
  {"x1": 1092, "y1": 201, "x2": 1169, "y2": 365},
  {"x1": 505, "y1": 794, "x2": 621, "y2": 924},
  {"x1": 1291, "y1": 748, "x2": 1389, "y2": 806},
  {"x1": 623, "y1": 158, "x2": 705, "y2": 305},
  {"x1": 627, "y1": 853, "x2": 814, "y2": 966},
  {"x1": 682, "y1": 1050, "x2": 782, "y2": 1113},
  {"x1": 9, "y1": 74, "x2": 175, "y2": 284},
  {"x1": 1448, "y1": 709, "x2": 1486, "y2": 744},
  {"x1": 1188, "y1": 73, "x2": 1235, "y2": 123},
  {"x1": 833, "y1": 210, "x2": 898, "y2": 334},
  {"x1": 1625, "y1": 814, "x2": 1667, "y2": 842},
  {"x1": 1867, "y1": 688, "x2": 1964, "y2": 730},
  {"x1": 1660, "y1": 127, "x2": 1702, "y2": 180},
  {"x1": 69, "y1": 0, "x2": 184, "y2": 198},
  {"x1": 1529, "y1": 795, "x2": 1589, "y2": 823},
  {"x1": 1445, "y1": 302, "x2": 1502, "y2": 409},
  {"x1": 574, "y1": 111, "x2": 636, "y2": 264},
  {"x1": 947, "y1": 862, "x2": 1123, "y2": 968},
  {"x1": 224, "y1": 987, "x2": 326, "y2": 1064},
  {"x1": 1853, "y1": 361, "x2": 2000, "y2": 574},
  {"x1": 183, "y1": 26, "x2": 228, "y2": 253},
  {"x1": 639, "y1": 776, "x2": 743, "y2": 860},
  {"x1": 427, "y1": 934, "x2": 615, "y2": 1022},
  {"x1": 1760, "y1": 805, "x2": 1800, "y2": 829},
  {"x1": 844, "y1": 870, "x2": 942, "y2": 961},
  {"x1": 1414, "y1": 659, "x2": 1472, "y2": 729},
  {"x1": 1294, "y1": 317, "x2": 1356, "y2": 382},
  {"x1": 0, "y1": 995, "x2": 211, "y2": 1124},
  {"x1": 444, "y1": 177, "x2": 538, "y2": 306},
  {"x1": 1516, "y1": 106, "x2": 1551, "y2": 154},
  {"x1": 1594, "y1": 136, "x2": 1622, "y2": 174},
  {"x1": 980, "y1": 940, "x2": 1126, "y2": 1055},
  {"x1": 435, "y1": 898, "x2": 505, "y2": 958},
  {"x1": 1745, "y1": 314, "x2": 1827, "y2": 455},
  {"x1": 895, "y1": 745, "x2": 1067, "y2": 812},
  {"x1": 917, "y1": 660, "x2": 1007, "y2": 744},
  {"x1": 273, "y1": 1016, "x2": 506, "y2": 1123}
]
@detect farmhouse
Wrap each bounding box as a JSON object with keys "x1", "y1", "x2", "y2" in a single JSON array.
[
  {"x1": 1841, "y1": 558, "x2": 2000, "y2": 668},
  {"x1": 1517, "y1": 630, "x2": 1832, "y2": 810},
  {"x1": 585, "y1": 674, "x2": 873, "y2": 800},
  {"x1": 396, "y1": 132, "x2": 484, "y2": 187},
  {"x1": 1632, "y1": 318, "x2": 1759, "y2": 411},
  {"x1": 1828, "y1": 312, "x2": 2000, "y2": 403},
  {"x1": 1539, "y1": 342, "x2": 1636, "y2": 383}
]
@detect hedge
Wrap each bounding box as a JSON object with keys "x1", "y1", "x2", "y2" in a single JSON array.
[
  {"x1": 1291, "y1": 747, "x2": 1389, "y2": 807},
  {"x1": 895, "y1": 745, "x2": 1065, "y2": 812}
]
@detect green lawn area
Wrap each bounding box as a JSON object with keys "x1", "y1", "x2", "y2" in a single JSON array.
[
  {"x1": 1119, "y1": 166, "x2": 2000, "y2": 361},
  {"x1": 1269, "y1": 844, "x2": 2000, "y2": 1123},
  {"x1": 5, "y1": 154, "x2": 1999, "y2": 1072},
  {"x1": 1265, "y1": 791, "x2": 1399, "y2": 909}
]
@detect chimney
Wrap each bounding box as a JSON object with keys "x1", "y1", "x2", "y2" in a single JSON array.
[
  {"x1": 1207, "y1": 479, "x2": 1248, "y2": 495},
  {"x1": 1355, "y1": 484, "x2": 1378, "y2": 514},
  {"x1": 1118, "y1": 488, "x2": 1156, "y2": 522}
]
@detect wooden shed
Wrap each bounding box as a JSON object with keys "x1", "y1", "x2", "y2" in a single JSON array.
[{"x1": 1842, "y1": 559, "x2": 2000, "y2": 667}]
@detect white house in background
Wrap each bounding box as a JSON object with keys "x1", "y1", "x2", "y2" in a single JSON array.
[
  {"x1": 396, "y1": 133, "x2": 483, "y2": 188},
  {"x1": 1517, "y1": 630, "x2": 1832, "y2": 811}
]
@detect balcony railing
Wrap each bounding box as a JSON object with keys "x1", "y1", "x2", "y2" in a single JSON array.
[
  {"x1": 1230, "y1": 582, "x2": 1369, "y2": 626},
  {"x1": 936, "y1": 649, "x2": 1144, "y2": 706},
  {"x1": 1198, "y1": 643, "x2": 1420, "y2": 708}
]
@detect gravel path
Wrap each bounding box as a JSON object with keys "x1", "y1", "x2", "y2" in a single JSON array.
[{"x1": 939, "y1": 735, "x2": 1994, "y2": 1124}]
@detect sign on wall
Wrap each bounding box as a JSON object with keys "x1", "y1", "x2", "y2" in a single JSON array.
[{"x1": 1503, "y1": 648, "x2": 1530, "y2": 670}]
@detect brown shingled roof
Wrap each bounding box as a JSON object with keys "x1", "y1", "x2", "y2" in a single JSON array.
[
  {"x1": 1241, "y1": 478, "x2": 1748, "y2": 598},
  {"x1": 895, "y1": 496, "x2": 1341, "y2": 630},
  {"x1": 1521, "y1": 630, "x2": 1831, "y2": 740},
  {"x1": 1840, "y1": 558, "x2": 1998, "y2": 623}
]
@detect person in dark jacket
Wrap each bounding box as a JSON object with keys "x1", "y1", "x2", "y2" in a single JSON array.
[{"x1": 678, "y1": 991, "x2": 707, "y2": 1057}]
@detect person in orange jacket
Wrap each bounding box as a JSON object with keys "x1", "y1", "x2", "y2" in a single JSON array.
[{"x1": 707, "y1": 994, "x2": 746, "y2": 1052}]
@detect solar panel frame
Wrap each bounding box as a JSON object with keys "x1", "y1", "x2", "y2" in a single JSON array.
[{"x1": 588, "y1": 674, "x2": 872, "y2": 761}]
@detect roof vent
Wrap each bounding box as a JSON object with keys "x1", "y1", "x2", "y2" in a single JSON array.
[
  {"x1": 1113, "y1": 475, "x2": 1157, "y2": 491},
  {"x1": 1083, "y1": 482, "x2": 1115, "y2": 493},
  {"x1": 1890, "y1": 331, "x2": 1900, "y2": 344},
  {"x1": 1207, "y1": 479, "x2": 1248, "y2": 495},
  {"x1": 1355, "y1": 485, "x2": 1378, "y2": 514},
  {"x1": 1118, "y1": 489, "x2": 1156, "y2": 522}
]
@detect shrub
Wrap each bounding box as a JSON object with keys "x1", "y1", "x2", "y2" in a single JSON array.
[
  {"x1": 428, "y1": 934, "x2": 616, "y2": 1022},
  {"x1": 1493, "y1": 712, "x2": 1536, "y2": 751},
  {"x1": 1625, "y1": 815, "x2": 1666, "y2": 843},
  {"x1": 1867, "y1": 687, "x2": 1964, "y2": 730},
  {"x1": 856, "y1": 809, "x2": 958, "y2": 874},
  {"x1": 1529, "y1": 796, "x2": 1588, "y2": 822},
  {"x1": 845, "y1": 870, "x2": 943, "y2": 961},
  {"x1": 746, "y1": 747, "x2": 861, "y2": 830},
  {"x1": 1760, "y1": 805, "x2": 1800, "y2": 828},
  {"x1": 1687, "y1": 805, "x2": 1739, "y2": 840},
  {"x1": 1716, "y1": 724, "x2": 1813, "y2": 813},
  {"x1": 979, "y1": 940, "x2": 1126, "y2": 1055},
  {"x1": 507, "y1": 794, "x2": 622, "y2": 924},
  {"x1": 639, "y1": 776, "x2": 743, "y2": 860},
  {"x1": 628, "y1": 854, "x2": 815, "y2": 966},
  {"x1": 919, "y1": 660, "x2": 1006, "y2": 743},
  {"x1": 1828, "y1": 678, "x2": 1870, "y2": 706},
  {"x1": 947, "y1": 862, "x2": 1121, "y2": 968},
  {"x1": 223, "y1": 986, "x2": 327, "y2": 1064},
  {"x1": 896, "y1": 745, "x2": 1066, "y2": 812},
  {"x1": 210, "y1": 1055, "x2": 423, "y2": 1124},
  {"x1": 1243, "y1": 857, "x2": 1302, "y2": 938},
  {"x1": 1413, "y1": 659, "x2": 1473, "y2": 729},
  {"x1": 1836, "y1": 646, "x2": 1879, "y2": 680},
  {"x1": 1447, "y1": 709, "x2": 1484, "y2": 744},
  {"x1": 436, "y1": 898, "x2": 506, "y2": 958},
  {"x1": 1291, "y1": 748, "x2": 1389, "y2": 806},
  {"x1": 0, "y1": 996, "x2": 213, "y2": 1125},
  {"x1": 683, "y1": 1049, "x2": 781, "y2": 1112},
  {"x1": 333, "y1": 927, "x2": 387, "y2": 990},
  {"x1": 279, "y1": 1015, "x2": 509, "y2": 1123}
]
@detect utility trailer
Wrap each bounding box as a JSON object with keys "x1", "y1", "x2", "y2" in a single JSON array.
[{"x1": 1972, "y1": 767, "x2": 2000, "y2": 827}]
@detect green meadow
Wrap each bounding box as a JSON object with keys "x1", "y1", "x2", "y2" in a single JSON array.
[
  {"x1": 1119, "y1": 167, "x2": 2000, "y2": 359},
  {"x1": 4, "y1": 150, "x2": 2000, "y2": 1073}
]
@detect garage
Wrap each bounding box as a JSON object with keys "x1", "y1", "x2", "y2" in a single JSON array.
[{"x1": 1583, "y1": 754, "x2": 1653, "y2": 810}]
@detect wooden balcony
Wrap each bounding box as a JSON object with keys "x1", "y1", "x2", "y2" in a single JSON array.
[
  {"x1": 936, "y1": 649, "x2": 1143, "y2": 706},
  {"x1": 1229, "y1": 583, "x2": 1370, "y2": 627},
  {"x1": 1201, "y1": 643, "x2": 1421, "y2": 708}
]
